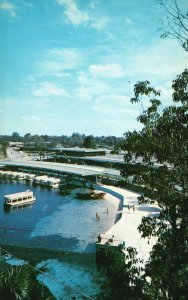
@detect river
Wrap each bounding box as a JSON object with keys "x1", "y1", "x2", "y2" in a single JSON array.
[{"x1": 0, "y1": 179, "x2": 119, "y2": 253}]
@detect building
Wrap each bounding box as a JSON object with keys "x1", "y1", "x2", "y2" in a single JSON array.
[{"x1": 52, "y1": 147, "x2": 106, "y2": 157}]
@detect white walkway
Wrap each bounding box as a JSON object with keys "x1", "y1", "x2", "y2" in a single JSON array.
[{"x1": 101, "y1": 185, "x2": 159, "y2": 263}]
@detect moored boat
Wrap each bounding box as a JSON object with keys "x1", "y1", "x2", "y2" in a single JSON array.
[
  {"x1": 76, "y1": 190, "x2": 106, "y2": 200},
  {"x1": 4, "y1": 190, "x2": 36, "y2": 207}
]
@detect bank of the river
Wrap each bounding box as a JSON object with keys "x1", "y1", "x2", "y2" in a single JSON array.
[
  {"x1": 1, "y1": 244, "x2": 104, "y2": 299},
  {"x1": 0, "y1": 179, "x2": 119, "y2": 253},
  {"x1": 0, "y1": 179, "x2": 118, "y2": 299},
  {"x1": 0, "y1": 243, "x2": 95, "y2": 266}
]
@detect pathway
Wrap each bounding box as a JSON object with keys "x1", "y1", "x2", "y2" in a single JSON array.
[{"x1": 100, "y1": 185, "x2": 160, "y2": 263}]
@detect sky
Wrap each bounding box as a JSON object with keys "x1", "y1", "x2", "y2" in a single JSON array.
[{"x1": 0, "y1": 0, "x2": 187, "y2": 137}]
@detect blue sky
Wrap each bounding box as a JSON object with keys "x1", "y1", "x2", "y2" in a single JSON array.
[{"x1": 0, "y1": 0, "x2": 187, "y2": 137}]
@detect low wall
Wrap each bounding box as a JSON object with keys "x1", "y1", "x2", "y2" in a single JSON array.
[
  {"x1": 93, "y1": 184, "x2": 125, "y2": 205},
  {"x1": 93, "y1": 184, "x2": 126, "y2": 224}
]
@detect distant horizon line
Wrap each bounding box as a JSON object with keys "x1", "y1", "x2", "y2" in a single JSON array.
[{"x1": 0, "y1": 132, "x2": 124, "y2": 138}]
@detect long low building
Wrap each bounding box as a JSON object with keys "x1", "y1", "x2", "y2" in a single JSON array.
[
  {"x1": 0, "y1": 160, "x2": 121, "y2": 183},
  {"x1": 51, "y1": 147, "x2": 106, "y2": 157}
]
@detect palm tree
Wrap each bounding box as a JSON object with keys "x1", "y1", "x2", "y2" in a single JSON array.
[
  {"x1": 0, "y1": 265, "x2": 31, "y2": 299},
  {"x1": 0, "y1": 264, "x2": 54, "y2": 300}
]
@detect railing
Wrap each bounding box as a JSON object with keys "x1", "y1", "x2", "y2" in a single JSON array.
[
  {"x1": 0, "y1": 226, "x2": 97, "y2": 254},
  {"x1": 0, "y1": 247, "x2": 94, "y2": 300}
]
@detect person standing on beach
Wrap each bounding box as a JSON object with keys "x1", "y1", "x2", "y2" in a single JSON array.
[{"x1": 96, "y1": 213, "x2": 100, "y2": 220}]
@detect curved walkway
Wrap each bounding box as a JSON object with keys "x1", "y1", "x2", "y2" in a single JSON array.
[
  {"x1": 96, "y1": 184, "x2": 159, "y2": 263},
  {"x1": 1, "y1": 154, "x2": 159, "y2": 263}
]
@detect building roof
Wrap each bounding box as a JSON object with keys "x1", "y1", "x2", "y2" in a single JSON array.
[
  {"x1": 51, "y1": 147, "x2": 106, "y2": 153},
  {"x1": 4, "y1": 190, "x2": 33, "y2": 200},
  {"x1": 1, "y1": 160, "x2": 120, "y2": 177}
]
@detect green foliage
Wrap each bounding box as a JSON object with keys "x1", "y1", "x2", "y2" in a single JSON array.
[
  {"x1": 0, "y1": 265, "x2": 54, "y2": 300},
  {"x1": 11, "y1": 132, "x2": 21, "y2": 141},
  {"x1": 0, "y1": 265, "x2": 31, "y2": 299},
  {"x1": 0, "y1": 142, "x2": 7, "y2": 158},
  {"x1": 122, "y1": 69, "x2": 188, "y2": 299},
  {"x1": 83, "y1": 135, "x2": 96, "y2": 148},
  {"x1": 0, "y1": 133, "x2": 123, "y2": 149},
  {"x1": 98, "y1": 247, "x2": 147, "y2": 300}
]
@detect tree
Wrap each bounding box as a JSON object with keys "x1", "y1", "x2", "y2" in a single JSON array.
[
  {"x1": 97, "y1": 247, "x2": 146, "y2": 300},
  {"x1": 24, "y1": 133, "x2": 31, "y2": 141},
  {"x1": 0, "y1": 265, "x2": 30, "y2": 299},
  {"x1": 11, "y1": 132, "x2": 21, "y2": 142},
  {"x1": 122, "y1": 69, "x2": 188, "y2": 299},
  {"x1": 83, "y1": 135, "x2": 96, "y2": 148},
  {"x1": 34, "y1": 136, "x2": 46, "y2": 150},
  {"x1": 70, "y1": 132, "x2": 84, "y2": 147},
  {"x1": 158, "y1": 0, "x2": 188, "y2": 51},
  {"x1": 0, "y1": 264, "x2": 54, "y2": 300}
]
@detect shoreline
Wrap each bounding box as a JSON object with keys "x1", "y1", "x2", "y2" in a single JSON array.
[
  {"x1": 99, "y1": 184, "x2": 159, "y2": 263},
  {"x1": 0, "y1": 243, "x2": 96, "y2": 266}
]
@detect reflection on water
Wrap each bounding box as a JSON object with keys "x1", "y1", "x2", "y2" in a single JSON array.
[
  {"x1": 4, "y1": 203, "x2": 34, "y2": 213},
  {"x1": 0, "y1": 179, "x2": 119, "y2": 253}
]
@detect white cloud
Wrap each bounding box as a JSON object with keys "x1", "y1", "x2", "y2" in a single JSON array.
[
  {"x1": 89, "y1": 64, "x2": 125, "y2": 78},
  {"x1": 39, "y1": 48, "x2": 83, "y2": 76},
  {"x1": 92, "y1": 94, "x2": 142, "y2": 134},
  {"x1": 91, "y1": 16, "x2": 109, "y2": 30},
  {"x1": 48, "y1": 48, "x2": 83, "y2": 68},
  {"x1": 39, "y1": 61, "x2": 64, "y2": 75},
  {"x1": 0, "y1": 1, "x2": 15, "y2": 10},
  {"x1": 155, "y1": 81, "x2": 174, "y2": 105},
  {"x1": 76, "y1": 81, "x2": 109, "y2": 101},
  {"x1": 92, "y1": 94, "x2": 141, "y2": 126},
  {"x1": 76, "y1": 72, "x2": 109, "y2": 101},
  {"x1": 56, "y1": 0, "x2": 89, "y2": 26},
  {"x1": 125, "y1": 18, "x2": 133, "y2": 25},
  {"x1": 0, "y1": 1, "x2": 17, "y2": 17},
  {"x1": 56, "y1": 0, "x2": 108, "y2": 30},
  {"x1": 33, "y1": 82, "x2": 68, "y2": 97},
  {"x1": 126, "y1": 39, "x2": 187, "y2": 81}
]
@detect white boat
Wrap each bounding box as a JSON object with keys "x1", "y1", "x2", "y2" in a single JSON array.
[
  {"x1": 34, "y1": 175, "x2": 48, "y2": 185},
  {"x1": 25, "y1": 174, "x2": 36, "y2": 181},
  {"x1": 47, "y1": 177, "x2": 61, "y2": 188},
  {"x1": 15, "y1": 172, "x2": 27, "y2": 180},
  {"x1": 4, "y1": 190, "x2": 36, "y2": 207}
]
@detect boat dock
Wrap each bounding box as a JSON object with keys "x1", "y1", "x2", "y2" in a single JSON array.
[{"x1": 0, "y1": 170, "x2": 61, "y2": 188}]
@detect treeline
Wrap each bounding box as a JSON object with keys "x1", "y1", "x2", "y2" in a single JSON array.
[{"x1": 0, "y1": 132, "x2": 123, "y2": 149}]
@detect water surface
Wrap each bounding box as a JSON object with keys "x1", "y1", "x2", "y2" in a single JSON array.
[{"x1": 0, "y1": 179, "x2": 119, "y2": 253}]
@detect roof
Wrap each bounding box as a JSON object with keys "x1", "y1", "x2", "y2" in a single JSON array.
[
  {"x1": 1, "y1": 160, "x2": 120, "y2": 177},
  {"x1": 51, "y1": 147, "x2": 106, "y2": 153},
  {"x1": 4, "y1": 190, "x2": 33, "y2": 200}
]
